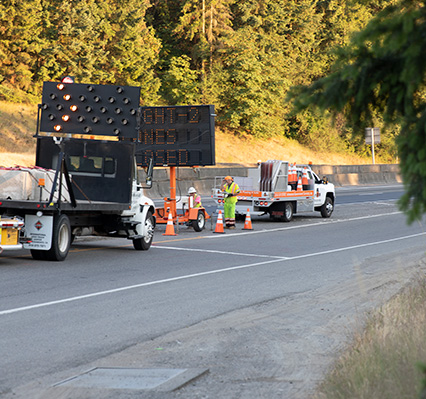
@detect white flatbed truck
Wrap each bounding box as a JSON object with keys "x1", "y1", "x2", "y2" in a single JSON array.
[
  {"x1": 212, "y1": 160, "x2": 335, "y2": 221},
  {"x1": 0, "y1": 139, "x2": 155, "y2": 261},
  {"x1": 0, "y1": 81, "x2": 156, "y2": 261}
]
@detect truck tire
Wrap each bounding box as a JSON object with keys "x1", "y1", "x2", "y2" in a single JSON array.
[
  {"x1": 283, "y1": 202, "x2": 294, "y2": 222},
  {"x1": 45, "y1": 214, "x2": 71, "y2": 261},
  {"x1": 191, "y1": 210, "x2": 205, "y2": 232},
  {"x1": 320, "y1": 196, "x2": 334, "y2": 218},
  {"x1": 133, "y1": 211, "x2": 154, "y2": 251},
  {"x1": 30, "y1": 249, "x2": 47, "y2": 260}
]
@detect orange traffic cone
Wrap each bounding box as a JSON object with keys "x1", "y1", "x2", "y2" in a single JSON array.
[
  {"x1": 288, "y1": 163, "x2": 296, "y2": 185},
  {"x1": 302, "y1": 167, "x2": 309, "y2": 188},
  {"x1": 163, "y1": 211, "x2": 177, "y2": 236},
  {"x1": 242, "y1": 208, "x2": 253, "y2": 230},
  {"x1": 297, "y1": 175, "x2": 303, "y2": 191},
  {"x1": 214, "y1": 210, "x2": 225, "y2": 234}
]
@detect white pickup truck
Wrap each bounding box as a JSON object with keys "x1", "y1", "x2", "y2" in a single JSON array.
[{"x1": 212, "y1": 160, "x2": 335, "y2": 222}]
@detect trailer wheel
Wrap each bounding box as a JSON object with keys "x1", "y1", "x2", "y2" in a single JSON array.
[
  {"x1": 30, "y1": 249, "x2": 47, "y2": 260},
  {"x1": 133, "y1": 211, "x2": 154, "y2": 251},
  {"x1": 192, "y1": 210, "x2": 205, "y2": 232},
  {"x1": 320, "y1": 197, "x2": 334, "y2": 218},
  {"x1": 283, "y1": 202, "x2": 294, "y2": 222},
  {"x1": 45, "y1": 214, "x2": 71, "y2": 261}
]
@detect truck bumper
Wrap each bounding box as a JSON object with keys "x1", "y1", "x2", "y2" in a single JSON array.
[{"x1": 0, "y1": 244, "x2": 23, "y2": 253}]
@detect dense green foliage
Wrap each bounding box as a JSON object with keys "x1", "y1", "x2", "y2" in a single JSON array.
[
  {"x1": 0, "y1": 0, "x2": 394, "y2": 157},
  {"x1": 288, "y1": 0, "x2": 426, "y2": 222}
]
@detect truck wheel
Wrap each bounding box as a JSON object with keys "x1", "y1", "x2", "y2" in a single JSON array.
[
  {"x1": 192, "y1": 210, "x2": 205, "y2": 232},
  {"x1": 283, "y1": 202, "x2": 294, "y2": 222},
  {"x1": 45, "y1": 214, "x2": 71, "y2": 261},
  {"x1": 30, "y1": 249, "x2": 47, "y2": 260},
  {"x1": 320, "y1": 197, "x2": 334, "y2": 218},
  {"x1": 133, "y1": 211, "x2": 154, "y2": 251}
]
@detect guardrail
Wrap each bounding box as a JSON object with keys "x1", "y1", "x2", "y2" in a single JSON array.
[{"x1": 140, "y1": 163, "x2": 401, "y2": 199}]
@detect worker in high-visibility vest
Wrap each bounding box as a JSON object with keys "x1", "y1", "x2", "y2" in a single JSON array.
[
  {"x1": 188, "y1": 187, "x2": 202, "y2": 208},
  {"x1": 221, "y1": 176, "x2": 240, "y2": 229}
]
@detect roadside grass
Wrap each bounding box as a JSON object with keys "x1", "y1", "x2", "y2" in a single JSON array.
[
  {"x1": 314, "y1": 274, "x2": 426, "y2": 399},
  {"x1": 0, "y1": 101, "x2": 36, "y2": 154},
  {"x1": 214, "y1": 129, "x2": 372, "y2": 166}
]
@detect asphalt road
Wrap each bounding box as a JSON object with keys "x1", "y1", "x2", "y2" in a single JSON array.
[{"x1": 1, "y1": 183, "x2": 425, "y2": 399}]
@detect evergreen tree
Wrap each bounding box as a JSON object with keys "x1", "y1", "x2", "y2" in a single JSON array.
[
  {"x1": 172, "y1": 0, "x2": 234, "y2": 103},
  {"x1": 161, "y1": 55, "x2": 200, "y2": 104},
  {"x1": 99, "y1": 0, "x2": 161, "y2": 104},
  {"x1": 0, "y1": 0, "x2": 45, "y2": 102},
  {"x1": 288, "y1": 0, "x2": 426, "y2": 222},
  {"x1": 286, "y1": 0, "x2": 390, "y2": 149},
  {"x1": 38, "y1": 0, "x2": 110, "y2": 83},
  {"x1": 218, "y1": 0, "x2": 324, "y2": 137}
]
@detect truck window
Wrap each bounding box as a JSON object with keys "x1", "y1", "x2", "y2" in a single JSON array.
[
  {"x1": 312, "y1": 172, "x2": 321, "y2": 183},
  {"x1": 67, "y1": 156, "x2": 116, "y2": 176},
  {"x1": 104, "y1": 157, "x2": 115, "y2": 175}
]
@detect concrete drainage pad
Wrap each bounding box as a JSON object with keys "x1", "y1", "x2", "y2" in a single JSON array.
[{"x1": 49, "y1": 367, "x2": 208, "y2": 395}]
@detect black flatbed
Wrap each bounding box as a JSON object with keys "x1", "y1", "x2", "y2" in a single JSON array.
[{"x1": 0, "y1": 199, "x2": 129, "y2": 213}]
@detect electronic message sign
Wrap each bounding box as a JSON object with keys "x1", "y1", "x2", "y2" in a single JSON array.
[
  {"x1": 136, "y1": 105, "x2": 215, "y2": 167},
  {"x1": 38, "y1": 82, "x2": 216, "y2": 167}
]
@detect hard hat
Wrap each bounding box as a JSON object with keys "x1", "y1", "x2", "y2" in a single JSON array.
[
  {"x1": 188, "y1": 186, "x2": 197, "y2": 194},
  {"x1": 224, "y1": 176, "x2": 233, "y2": 181}
]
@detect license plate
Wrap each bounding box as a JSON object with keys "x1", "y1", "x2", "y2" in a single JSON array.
[{"x1": 1, "y1": 229, "x2": 18, "y2": 245}]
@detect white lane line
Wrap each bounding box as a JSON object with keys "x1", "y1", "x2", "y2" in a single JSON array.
[
  {"x1": 2, "y1": 231, "x2": 425, "y2": 317},
  {"x1": 201, "y1": 211, "x2": 403, "y2": 239},
  {"x1": 0, "y1": 258, "x2": 284, "y2": 316},
  {"x1": 288, "y1": 232, "x2": 426, "y2": 260},
  {"x1": 156, "y1": 232, "x2": 426, "y2": 261},
  {"x1": 154, "y1": 246, "x2": 289, "y2": 259}
]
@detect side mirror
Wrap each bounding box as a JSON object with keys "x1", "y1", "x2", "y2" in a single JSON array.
[{"x1": 141, "y1": 158, "x2": 154, "y2": 189}]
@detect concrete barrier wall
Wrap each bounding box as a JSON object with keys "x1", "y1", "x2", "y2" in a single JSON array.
[{"x1": 141, "y1": 164, "x2": 402, "y2": 199}]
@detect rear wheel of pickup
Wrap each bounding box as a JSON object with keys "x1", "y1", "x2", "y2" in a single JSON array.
[
  {"x1": 283, "y1": 202, "x2": 294, "y2": 222},
  {"x1": 133, "y1": 211, "x2": 154, "y2": 251},
  {"x1": 320, "y1": 197, "x2": 334, "y2": 218},
  {"x1": 191, "y1": 210, "x2": 205, "y2": 232},
  {"x1": 46, "y1": 214, "x2": 71, "y2": 261},
  {"x1": 270, "y1": 201, "x2": 294, "y2": 222}
]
